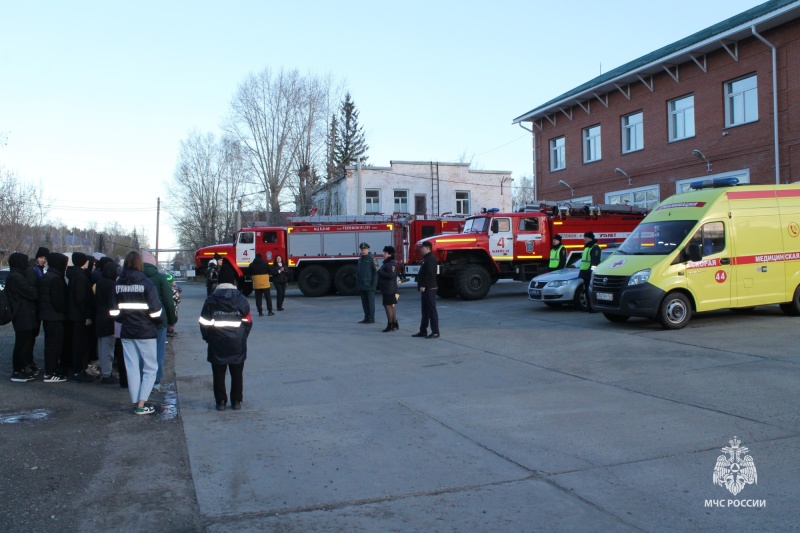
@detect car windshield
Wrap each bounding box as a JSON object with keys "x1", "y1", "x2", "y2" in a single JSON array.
[
  {"x1": 462, "y1": 217, "x2": 489, "y2": 233},
  {"x1": 567, "y1": 248, "x2": 617, "y2": 268},
  {"x1": 617, "y1": 220, "x2": 697, "y2": 255}
]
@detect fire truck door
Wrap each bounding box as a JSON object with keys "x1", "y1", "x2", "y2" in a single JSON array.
[
  {"x1": 514, "y1": 216, "x2": 544, "y2": 259},
  {"x1": 236, "y1": 231, "x2": 256, "y2": 268},
  {"x1": 257, "y1": 230, "x2": 279, "y2": 262},
  {"x1": 489, "y1": 217, "x2": 513, "y2": 261}
]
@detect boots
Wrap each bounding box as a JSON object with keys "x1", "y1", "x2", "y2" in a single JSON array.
[
  {"x1": 382, "y1": 322, "x2": 393, "y2": 332},
  {"x1": 392, "y1": 321, "x2": 399, "y2": 331}
]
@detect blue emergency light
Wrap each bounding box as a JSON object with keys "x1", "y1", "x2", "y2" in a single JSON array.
[
  {"x1": 689, "y1": 177, "x2": 740, "y2": 190},
  {"x1": 481, "y1": 207, "x2": 500, "y2": 214}
]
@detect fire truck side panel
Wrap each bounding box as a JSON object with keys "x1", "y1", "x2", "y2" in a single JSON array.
[
  {"x1": 323, "y1": 232, "x2": 358, "y2": 256},
  {"x1": 288, "y1": 233, "x2": 323, "y2": 257}
]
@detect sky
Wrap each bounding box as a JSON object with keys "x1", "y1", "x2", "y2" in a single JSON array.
[{"x1": 0, "y1": 0, "x2": 766, "y2": 256}]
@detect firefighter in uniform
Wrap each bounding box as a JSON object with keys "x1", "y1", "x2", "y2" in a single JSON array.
[
  {"x1": 549, "y1": 234, "x2": 567, "y2": 271},
  {"x1": 579, "y1": 231, "x2": 602, "y2": 312}
]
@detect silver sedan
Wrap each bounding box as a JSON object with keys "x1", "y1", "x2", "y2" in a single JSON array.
[{"x1": 528, "y1": 248, "x2": 617, "y2": 310}]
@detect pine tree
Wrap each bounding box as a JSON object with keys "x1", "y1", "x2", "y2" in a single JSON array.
[
  {"x1": 325, "y1": 113, "x2": 339, "y2": 181},
  {"x1": 334, "y1": 92, "x2": 368, "y2": 174}
]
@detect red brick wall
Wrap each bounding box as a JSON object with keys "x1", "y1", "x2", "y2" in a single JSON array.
[{"x1": 532, "y1": 19, "x2": 800, "y2": 203}]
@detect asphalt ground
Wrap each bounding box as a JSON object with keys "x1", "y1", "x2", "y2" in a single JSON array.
[{"x1": 2, "y1": 279, "x2": 799, "y2": 532}]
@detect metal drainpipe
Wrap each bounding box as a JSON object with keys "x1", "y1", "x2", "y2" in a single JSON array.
[
  {"x1": 518, "y1": 122, "x2": 537, "y2": 201},
  {"x1": 751, "y1": 26, "x2": 780, "y2": 184}
]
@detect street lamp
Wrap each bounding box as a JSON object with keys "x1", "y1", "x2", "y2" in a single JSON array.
[{"x1": 558, "y1": 179, "x2": 575, "y2": 197}]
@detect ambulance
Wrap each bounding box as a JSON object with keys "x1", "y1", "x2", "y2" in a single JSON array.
[{"x1": 590, "y1": 178, "x2": 800, "y2": 329}]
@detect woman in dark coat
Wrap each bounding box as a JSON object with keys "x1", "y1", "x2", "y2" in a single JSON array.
[
  {"x1": 199, "y1": 260, "x2": 252, "y2": 411},
  {"x1": 6, "y1": 252, "x2": 39, "y2": 382},
  {"x1": 377, "y1": 246, "x2": 399, "y2": 332},
  {"x1": 271, "y1": 255, "x2": 288, "y2": 311}
]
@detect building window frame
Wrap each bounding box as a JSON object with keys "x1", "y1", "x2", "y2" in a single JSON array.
[
  {"x1": 725, "y1": 73, "x2": 758, "y2": 128},
  {"x1": 582, "y1": 125, "x2": 601, "y2": 163},
  {"x1": 606, "y1": 185, "x2": 660, "y2": 210},
  {"x1": 393, "y1": 190, "x2": 408, "y2": 213},
  {"x1": 550, "y1": 136, "x2": 566, "y2": 171},
  {"x1": 455, "y1": 191, "x2": 471, "y2": 215},
  {"x1": 365, "y1": 189, "x2": 380, "y2": 214},
  {"x1": 668, "y1": 94, "x2": 695, "y2": 142},
  {"x1": 621, "y1": 111, "x2": 644, "y2": 153}
]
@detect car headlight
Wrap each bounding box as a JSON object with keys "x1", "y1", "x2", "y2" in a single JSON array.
[
  {"x1": 547, "y1": 280, "x2": 569, "y2": 288},
  {"x1": 628, "y1": 269, "x2": 651, "y2": 286}
]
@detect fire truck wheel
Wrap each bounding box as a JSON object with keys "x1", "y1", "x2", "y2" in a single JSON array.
[
  {"x1": 297, "y1": 265, "x2": 332, "y2": 297},
  {"x1": 779, "y1": 285, "x2": 800, "y2": 316},
  {"x1": 657, "y1": 292, "x2": 692, "y2": 329},
  {"x1": 333, "y1": 264, "x2": 359, "y2": 296},
  {"x1": 455, "y1": 265, "x2": 491, "y2": 301}
]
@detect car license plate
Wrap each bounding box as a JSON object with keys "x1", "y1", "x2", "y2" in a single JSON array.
[
  {"x1": 596, "y1": 292, "x2": 613, "y2": 301},
  {"x1": 405, "y1": 265, "x2": 420, "y2": 276},
  {"x1": 531, "y1": 289, "x2": 542, "y2": 297}
]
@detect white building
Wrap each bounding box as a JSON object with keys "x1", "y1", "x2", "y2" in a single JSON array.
[{"x1": 312, "y1": 161, "x2": 513, "y2": 217}]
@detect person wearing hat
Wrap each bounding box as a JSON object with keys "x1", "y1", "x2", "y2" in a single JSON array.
[
  {"x1": 6, "y1": 252, "x2": 40, "y2": 382},
  {"x1": 248, "y1": 253, "x2": 273, "y2": 316},
  {"x1": 141, "y1": 250, "x2": 178, "y2": 389},
  {"x1": 38, "y1": 253, "x2": 70, "y2": 382},
  {"x1": 579, "y1": 231, "x2": 602, "y2": 312},
  {"x1": 377, "y1": 245, "x2": 399, "y2": 332},
  {"x1": 199, "y1": 258, "x2": 252, "y2": 411},
  {"x1": 549, "y1": 235, "x2": 567, "y2": 271},
  {"x1": 412, "y1": 241, "x2": 440, "y2": 339},
  {"x1": 32, "y1": 246, "x2": 49, "y2": 278},
  {"x1": 356, "y1": 242, "x2": 378, "y2": 324},
  {"x1": 67, "y1": 252, "x2": 95, "y2": 382}
]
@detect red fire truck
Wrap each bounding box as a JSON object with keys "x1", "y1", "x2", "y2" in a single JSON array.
[
  {"x1": 405, "y1": 203, "x2": 647, "y2": 300},
  {"x1": 194, "y1": 215, "x2": 463, "y2": 297}
]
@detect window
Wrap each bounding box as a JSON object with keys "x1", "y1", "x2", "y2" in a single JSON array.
[
  {"x1": 495, "y1": 218, "x2": 511, "y2": 232},
  {"x1": 689, "y1": 222, "x2": 725, "y2": 256},
  {"x1": 332, "y1": 191, "x2": 340, "y2": 215},
  {"x1": 550, "y1": 136, "x2": 565, "y2": 171},
  {"x1": 365, "y1": 189, "x2": 380, "y2": 213},
  {"x1": 669, "y1": 95, "x2": 695, "y2": 141},
  {"x1": 393, "y1": 190, "x2": 408, "y2": 213},
  {"x1": 455, "y1": 191, "x2": 470, "y2": 215},
  {"x1": 262, "y1": 231, "x2": 278, "y2": 243},
  {"x1": 414, "y1": 195, "x2": 426, "y2": 216},
  {"x1": 622, "y1": 111, "x2": 644, "y2": 153},
  {"x1": 519, "y1": 218, "x2": 539, "y2": 231},
  {"x1": 582, "y1": 125, "x2": 601, "y2": 163},
  {"x1": 606, "y1": 185, "x2": 659, "y2": 210},
  {"x1": 726, "y1": 74, "x2": 758, "y2": 127},
  {"x1": 239, "y1": 232, "x2": 254, "y2": 244}
]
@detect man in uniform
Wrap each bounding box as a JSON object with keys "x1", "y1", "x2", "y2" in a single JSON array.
[
  {"x1": 579, "y1": 231, "x2": 602, "y2": 312},
  {"x1": 412, "y1": 241, "x2": 440, "y2": 339},
  {"x1": 356, "y1": 243, "x2": 377, "y2": 324},
  {"x1": 549, "y1": 235, "x2": 567, "y2": 271}
]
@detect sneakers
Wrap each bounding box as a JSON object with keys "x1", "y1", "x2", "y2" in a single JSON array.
[
  {"x1": 70, "y1": 371, "x2": 95, "y2": 383},
  {"x1": 85, "y1": 364, "x2": 101, "y2": 377},
  {"x1": 25, "y1": 363, "x2": 41, "y2": 376},
  {"x1": 10, "y1": 370, "x2": 35, "y2": 383},
  {"x1": 101, "y1": 375, "x2": 119, "y2": 384},
  {"x1": 43, "y1": 373, "x2": 68, "y2": 383},
  {"x1": 134, "y1": 405, "x2": 155, "y2": 415}
]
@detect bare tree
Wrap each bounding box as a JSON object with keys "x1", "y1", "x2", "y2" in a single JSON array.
[
  {"x1": 0, "y1": 168, "x2": 46, "y2": 263},
  {"x1": 513, "y1": 175, "x2": 536, "y2": 210},
  {"x1": 168, "y1": 131, "x2": 251, "y2": 251}
]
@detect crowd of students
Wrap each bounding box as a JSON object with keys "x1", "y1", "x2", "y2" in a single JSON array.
[{"x1": 4, "y1": 247, "x2": 180, "y2": 414}]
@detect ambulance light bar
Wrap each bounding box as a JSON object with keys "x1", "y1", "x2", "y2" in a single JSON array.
[{"x1": 689, "y1": 177, "x2": 740, "y2": 190}]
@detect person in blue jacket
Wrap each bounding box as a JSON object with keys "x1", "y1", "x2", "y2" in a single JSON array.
[{"x1": 199, "y1": 259, "x2": 252, "y2": 412}]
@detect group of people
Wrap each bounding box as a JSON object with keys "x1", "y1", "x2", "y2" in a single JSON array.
[
  {"x1": 4, "y1": 247, "x2": 179, "y2": 415},
  {"x1": 549, "y1": 231, "x2": 602, "y2": 312}
]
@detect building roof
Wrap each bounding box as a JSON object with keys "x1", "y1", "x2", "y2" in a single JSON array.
[{"x1": 513, "y1": 0, "x2": 800, "y2": 124}]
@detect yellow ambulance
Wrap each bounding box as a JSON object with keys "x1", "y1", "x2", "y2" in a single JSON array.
[{"x1": 590, "y1": 178, "x2": 800, "y2": 329}]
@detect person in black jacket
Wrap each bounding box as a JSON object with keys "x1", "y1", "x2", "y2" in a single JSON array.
[
  {"x1": 6, "y1": 252, "x2": 39, "y2": 382},
  {"x1": 412, "y1": 241, "x2": 440, "y2": 339},
  {"x1": 356, "y1": 242, "x2": 378, "y2": 323},
  {"x1": 110, "y1": 251, "x2": 163, "y2": 415},
  {"x1": 67, "y1": 252, "x2": 95, "y2": 382},
  {"x1": 377, "y1": 246, "x2": 399, "y2": 332},
  {"x1": 199, "y1": 260, "x2": 252, "y2": 411},
  {"x1": 95, "y1": 261, "x2": 119, "y2": 384},
  {"x1": 271, "y1": 255, "x2": 288, "y2": 311},
  {"x1": 579, "y1": 231, "x2": 602, "y2": 313},
  {"x1": 38, "y1": 253, "x2": 69, "y2": 382}
]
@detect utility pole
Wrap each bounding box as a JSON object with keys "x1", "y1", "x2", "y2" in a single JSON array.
[
  {"x1": 236, "y1": 198, "x2": 242, "y2": 229},
  {"x1": 155, "y1": 197, "x2": 160, "y2": 264}
]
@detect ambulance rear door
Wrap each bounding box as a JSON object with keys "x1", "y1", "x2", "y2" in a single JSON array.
[{"x1": 730, "y1": 199, "x2": 785, "y2": 306}]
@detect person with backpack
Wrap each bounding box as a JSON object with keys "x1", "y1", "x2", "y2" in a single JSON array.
[{"x1": 5, "y1": 252, "x2": 40, "y2": 382}]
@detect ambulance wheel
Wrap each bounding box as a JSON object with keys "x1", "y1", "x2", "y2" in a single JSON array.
[
  {"x1": 333, "y1": 264, "x2": 359, "y2": 296},
  {"x1": 658, "y1": 292, "x2": 692, "y2": 329},
  {"x1": 456, "y1": 265, "x2": 491, "y2": 300},
  {"x1": 779, "y1": 286, "x2": 800, "y2": 316},
  {"x1": 602, "y1": 312, "x2": 629, "y2": 323},
  {"x1": 297, "y1": 265, "x2": 331, "y2": 297}
]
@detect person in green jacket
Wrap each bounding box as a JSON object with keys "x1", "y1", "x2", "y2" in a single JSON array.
[
  {"x1": 356, "y1": 242, "x2": 378, "y2": 324},
  {"x1": 141, "y1": 251, "x2": 177, "y2": 388}
]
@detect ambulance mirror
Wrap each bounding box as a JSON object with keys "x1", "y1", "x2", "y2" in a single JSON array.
[
  {"x1": 685, "y1": 243, "x2": 702, "y2": 262},
  {"x1": 490, "y1": 219, "x2": 499, "y2": 234}
]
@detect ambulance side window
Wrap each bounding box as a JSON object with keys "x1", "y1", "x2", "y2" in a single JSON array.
[
  {"x1": 691, "y1": 222, "x2": 725, "y2": 256},
  {"x1": 519, "y1": 218, "x2": 539, "y2": 231}
]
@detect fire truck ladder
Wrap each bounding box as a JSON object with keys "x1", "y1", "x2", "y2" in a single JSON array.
[
  {"x1": 523, "y1": 202, "x2": 649, "y2": 216},
  {"x1": 288, "y1": 214, "x2": 396, "y2": 224},
  {"x1": 430, "y1": 161, "x2": 440, "y2": 217}
]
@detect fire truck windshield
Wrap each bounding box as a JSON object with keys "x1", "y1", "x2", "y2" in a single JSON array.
[
  {"x1": 617, "y1": 220, "x2": 697, "y2": 255},
  {"x1": 463, "y1": 217, "x2": 489, "y2": 234}
]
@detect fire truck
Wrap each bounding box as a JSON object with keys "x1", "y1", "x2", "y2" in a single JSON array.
[
  {"x1": 194, "y1": 215, "x2": 463, "y2": 297},
  {"x1": 405, "y1": 203, "x2": 648, "y2": 300}
]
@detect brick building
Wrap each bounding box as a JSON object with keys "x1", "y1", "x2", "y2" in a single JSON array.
[
  {"x1": 312, "y1": 161, "x2": 513, "y2": 217},
  {"x1": 513, "y1": 0, "x2": 800, "y2": 209}
]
